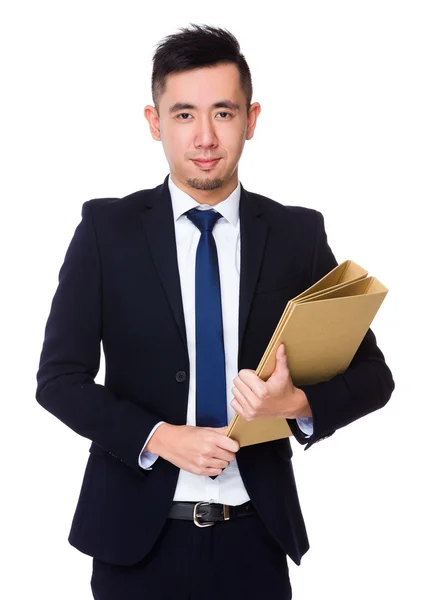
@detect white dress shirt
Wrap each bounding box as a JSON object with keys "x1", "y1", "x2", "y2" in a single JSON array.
[{"x1": 137, "y1": 175, "x2": 313, "y2": 505}]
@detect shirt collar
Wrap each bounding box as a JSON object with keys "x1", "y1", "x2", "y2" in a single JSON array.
[{"x1": 167, "y1": 174, "x2": 240, "y2": 229}]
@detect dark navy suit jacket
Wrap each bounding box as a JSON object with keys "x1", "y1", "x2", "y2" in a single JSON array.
[{"x1": 36, "y1": 174, "x2": 395, "y2": 566}]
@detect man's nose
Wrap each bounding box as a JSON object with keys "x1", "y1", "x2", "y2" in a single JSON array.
[{"x1": 194, "y1": 116, "x2": 218, "y2": 148}]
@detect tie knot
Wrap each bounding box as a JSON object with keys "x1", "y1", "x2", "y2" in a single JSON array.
[{"x1": 185, "y1": 208, "x2": 222, "y2": 232}]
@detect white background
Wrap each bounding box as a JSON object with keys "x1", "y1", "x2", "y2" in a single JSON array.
[{"x1": 1, "y1": 1, "x2": 422, "y2": 598}]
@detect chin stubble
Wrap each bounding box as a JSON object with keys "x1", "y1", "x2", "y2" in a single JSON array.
[{"x1": 186, "y1": 177, "x2": 224, "y2": 191}]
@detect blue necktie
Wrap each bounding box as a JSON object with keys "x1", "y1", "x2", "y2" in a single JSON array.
[{"x1": 185, "y1": 208, "x2": 228, "y2": 429}]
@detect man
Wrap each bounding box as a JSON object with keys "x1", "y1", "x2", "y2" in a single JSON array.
[{"x1": 36, "y1": 24, "x2": 395, "y2": 600}]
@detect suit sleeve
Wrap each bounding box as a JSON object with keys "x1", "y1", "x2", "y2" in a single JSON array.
[
  {"x1": 35, "y1": 200, "x2": 161, "y2": 476},
  {"x1": 287, "y1": 210, "x2": 395, "y2": 450}
]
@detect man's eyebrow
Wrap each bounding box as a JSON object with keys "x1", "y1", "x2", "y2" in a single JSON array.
[{"x1": 168, "y1": 100, "x2": 241, "y2": 114}]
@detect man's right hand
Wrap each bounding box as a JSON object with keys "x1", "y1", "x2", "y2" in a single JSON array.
[{"x1": 145, "y1": 424, "x2": 240, "y2": 477}]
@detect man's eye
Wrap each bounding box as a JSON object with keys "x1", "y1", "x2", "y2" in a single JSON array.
[{"x1": 176, "y1": 112, "x2": 233, "y2": 120}]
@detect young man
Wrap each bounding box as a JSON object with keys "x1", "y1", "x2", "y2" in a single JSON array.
[{"x1": 36, "y1": 24, "x2": 395, "y2": 600}]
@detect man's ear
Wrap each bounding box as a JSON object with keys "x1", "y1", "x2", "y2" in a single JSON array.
[
  {"x1": 246, "y1": 102, "x2": 261, "y2": 141},
  {"x1": 144, "y1": 105, "x2": 161, "y2": 141}
]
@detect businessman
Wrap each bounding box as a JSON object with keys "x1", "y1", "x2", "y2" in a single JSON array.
[{"x1": 36, "y1": 24, "x2": 395, "y2": 600}]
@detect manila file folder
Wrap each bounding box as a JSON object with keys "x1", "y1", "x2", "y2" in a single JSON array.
[{"x1": 226, "y1": 260, "x2": 388, "y2": 447}]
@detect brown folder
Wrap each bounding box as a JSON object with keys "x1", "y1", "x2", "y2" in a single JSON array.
[{"x1": 226, "y1": 261, "x2": 388, "y2": 447}]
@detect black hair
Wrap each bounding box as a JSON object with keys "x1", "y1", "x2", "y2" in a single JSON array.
[{"x1": 151, "y1": 23, "x2": 253, "y2": 115}]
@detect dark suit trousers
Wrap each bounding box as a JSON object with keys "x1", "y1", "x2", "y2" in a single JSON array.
[{"x1": 90, "y1": 510, "x2": 292, "y2": 600}]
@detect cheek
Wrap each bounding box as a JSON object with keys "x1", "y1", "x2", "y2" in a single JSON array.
[
  {"x1": 222, "y1": 131, "x2": 245, "y2": 157},
  {"x1": 161, "y1": 131, "x2": 188, "y2": 164}
]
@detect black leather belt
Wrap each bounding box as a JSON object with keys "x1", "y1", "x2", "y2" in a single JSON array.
[{"x1": 168, "y1": 500, "x2": 255, "y2": 528}]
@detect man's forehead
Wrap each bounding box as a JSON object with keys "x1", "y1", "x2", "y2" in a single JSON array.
[{"x1": 158, "y1": 65, "x2": 244, "y2": 113}]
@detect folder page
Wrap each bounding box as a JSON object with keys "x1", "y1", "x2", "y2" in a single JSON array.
[
  {"x1": 258, "y1": 261, "x2": 369, "y2": 371},
  {"x1": 264, "y1": 279, "x2": 387, "y2": 386},
  {"x1": 293, "y1": 260, "x2": 368, "y2": 301}
]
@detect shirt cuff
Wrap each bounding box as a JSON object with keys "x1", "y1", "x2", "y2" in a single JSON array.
[
  {"x1": 296, "y1": 417, "x2": 314, "y2": 437},
  {"x1": 138, "y1": 421, "x2": 165, "y2": 469}
]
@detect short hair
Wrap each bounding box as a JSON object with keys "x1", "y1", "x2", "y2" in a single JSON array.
[{"x1": 151, "y1": 23, "x2": 253, "y2": 115}]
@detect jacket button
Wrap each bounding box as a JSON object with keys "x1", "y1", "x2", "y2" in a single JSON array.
[{"x1": 175, "y1": 370, "x2": 187, "y2": 383}]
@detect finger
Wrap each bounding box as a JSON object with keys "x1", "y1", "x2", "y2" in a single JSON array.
[
  {"x1": 209, "y1": 457, "x2": 230, "y2": 469},
  {"x1": 235, "y1": 372, "x2": 267, "y2": 401},
  {"x1": 232, "y1": 377, "x2": 257, "y2": 409},
  {"x1": 231, "y1": 388, "x2": 255, "y2": 417},
  {"x1": 215, "y1": 433, "x2": 240, "y2": 453},
  {"x1": 214, "y1": 448, "x2": 236, "y2": 462},
  {"x1": 204, "y1": 467, "x2": 223, "y2": 476},
  {"x1": 230, "y1": 398, "x2": 249, "y2": 422}
]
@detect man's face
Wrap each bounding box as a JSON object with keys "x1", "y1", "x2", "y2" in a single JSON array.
[{"x1": 145, "y1": 62, "x2": 261, "y2": 203}]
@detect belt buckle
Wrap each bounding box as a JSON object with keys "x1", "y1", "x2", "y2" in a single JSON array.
[{"x1": 193, "y1": 501, "x2": 216, "y2": 528}]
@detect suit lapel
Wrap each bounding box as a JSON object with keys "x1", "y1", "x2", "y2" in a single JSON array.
[
  {"x1": 140, "y1": 175, "x2": 188, "y2": 352},
  {"x1": 238, "y1": 185, "x2": 268, "y2": 365}
]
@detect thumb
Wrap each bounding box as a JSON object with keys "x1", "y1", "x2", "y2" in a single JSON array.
[{"x1": 269, "y1": 344, "x2": 287, "y2": 380}]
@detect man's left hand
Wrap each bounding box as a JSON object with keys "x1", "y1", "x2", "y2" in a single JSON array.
[{"x1": 231, "y1": 344, "x2": 312, "y2": 421}]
